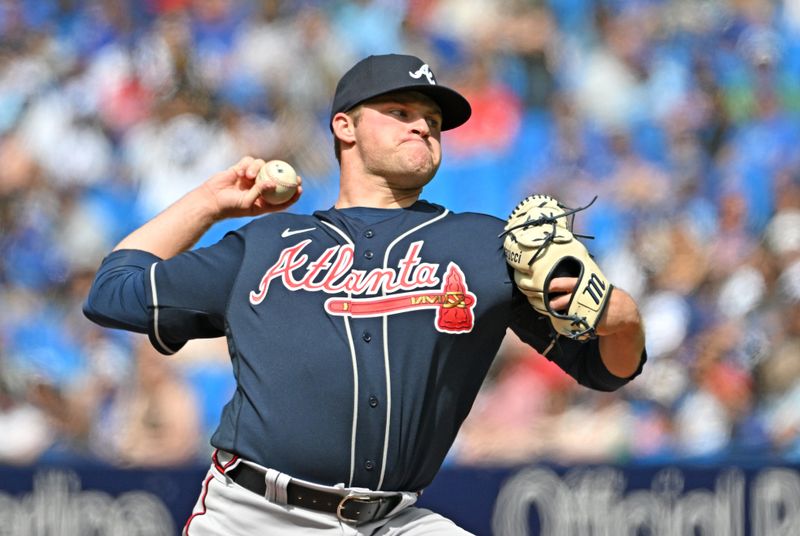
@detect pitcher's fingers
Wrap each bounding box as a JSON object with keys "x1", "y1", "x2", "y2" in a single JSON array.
[
  {"x1": 265, "y1": 184, "x2": 303, "y2": 212},
  {"x1": 240, "y1": 181, "x2": 267, "y2": 209},
  {"x1": 549, "y1": 293, "x2": 572, "y2": 312},
  {"x1": 548, "y1": 277, "x2": 579, "y2": 293},
  {"x1": 548, "y1": 277, "x2": 578, "y2": 312},
  {"x1": 231, "y1": 156, "x2": 256, "y2": 177},
  {"x1": 245, "y1": 158, "x2": 266, "y2": 179}
]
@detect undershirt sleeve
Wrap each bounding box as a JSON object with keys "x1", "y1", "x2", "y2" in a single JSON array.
[{"x1": 508, "y1": 288, "x2": 646, "y2": 391}]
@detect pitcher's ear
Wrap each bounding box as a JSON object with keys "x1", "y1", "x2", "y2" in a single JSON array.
[{"x1": 332, "y1": 112, "x2": 356, "y2": 144}]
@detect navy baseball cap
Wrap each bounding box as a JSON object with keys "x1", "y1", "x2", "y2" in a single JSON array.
[{"x1": 330, "y1": 54, "x2": 471, "y2": 131}]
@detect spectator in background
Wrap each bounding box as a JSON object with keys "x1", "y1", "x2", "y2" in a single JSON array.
[
  {"x1": 0, "y1": 359, "x2": 53, "y2": 464},
  {"x1": 453, "y1": 333, "x2": 578, "y2": 465},
  {"x1": 447, "y1": 52, "x2": 522, "y2": 158},
  {"x1": 94, "y1": 339, "x2": 201, "y2": 467},
  {"x1": 3, "y1": 0, "x2": 800, "y2": 469},
  {"x1": 330, "y1": 0, "x2": 406, "y2": 58}
]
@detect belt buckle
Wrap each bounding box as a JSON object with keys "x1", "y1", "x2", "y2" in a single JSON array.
[{"x1": 336, "y1": 492, "x2": 374, "y2": 525}]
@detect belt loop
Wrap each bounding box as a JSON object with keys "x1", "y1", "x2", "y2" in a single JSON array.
[{"x1": 264, "y1": 468, "x2": 291, "y2": 505}]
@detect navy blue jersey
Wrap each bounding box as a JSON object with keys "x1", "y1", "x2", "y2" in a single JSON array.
[{"x1": 84, "y1": 201, "x2": 642, "y2": 492}]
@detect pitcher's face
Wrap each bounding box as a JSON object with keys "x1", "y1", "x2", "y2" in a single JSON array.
[{"x1": 353, "y1": 92, "x2": 443, "y2": 188}]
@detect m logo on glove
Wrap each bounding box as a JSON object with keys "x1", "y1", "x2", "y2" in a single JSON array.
[{"x1": 582, "y1": 273, "x2": 607, "y2": 307}]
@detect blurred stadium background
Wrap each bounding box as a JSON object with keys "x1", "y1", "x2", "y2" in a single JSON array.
[{"x1": 1, "y1": 0, "x2": 799, "y2": 534}]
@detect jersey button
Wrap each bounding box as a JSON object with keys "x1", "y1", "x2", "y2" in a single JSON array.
[
  {"x1": 369, "y1": 396, "x2": 379, "y2": 408},
  {"x1": 364, "y1": 250, "x2": 374, "y2": 260},
  {"x1": 364, "y1": 460, "x2": 375, "y2": 471},
  {"x1": 364, "y1": 229, "x2": 374, "y2": 238},
  {"x1": 362, "y1": 331, "x2": 372, "y2": 343}
]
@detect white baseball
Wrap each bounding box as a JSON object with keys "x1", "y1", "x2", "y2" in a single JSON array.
[{"x1": 256, "y1": 160, "x2": 298, "y2": 205}]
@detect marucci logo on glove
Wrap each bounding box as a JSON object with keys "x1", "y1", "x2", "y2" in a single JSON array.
[{"x1": 249, "y1": 240, "x2": 476, "y2": 333}]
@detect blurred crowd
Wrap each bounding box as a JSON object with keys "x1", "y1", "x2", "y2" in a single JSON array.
[{"x1": 1, "y1": 0, "x2": 799, "y2": 469}]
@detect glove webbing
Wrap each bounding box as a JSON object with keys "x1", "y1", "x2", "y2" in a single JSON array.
[
  {"x1": 499, "y1": 195, "x2": 598, "y2": 239},
  {"x1": 499, "y1": 196, "x2": 598, "y2": 268}
]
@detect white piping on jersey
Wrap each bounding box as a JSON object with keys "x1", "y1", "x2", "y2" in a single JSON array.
[
  {"x1": 376, "y1": 208, "x2": 450, "y2": 490},
  {"x1": 320, "y1": 220, "x2": 351, "y2": 244},
  {"x1": 320, "y1": 220, "x2": 359, "y2": 486},
  {"x1": 149, "y1": 262, "x2": 177, "y2": 355},
  {"x1": 342, "y1": 311, "x2": 359, "y2": 487}
]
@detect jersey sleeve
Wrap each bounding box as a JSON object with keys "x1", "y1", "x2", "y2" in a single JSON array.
[
  {"x1": 508, "y1": 288, "x2": 646, "y2": 391},
  {"x1": 83, "y1": 249, "x2": 160, "y2": 333},
  {"x1": 83, "y1": 231, "x2": 245, "y2": 355}
]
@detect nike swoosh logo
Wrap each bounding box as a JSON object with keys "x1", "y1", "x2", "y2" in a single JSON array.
[{"x1": 281, "y1": 227, "x2": 317, "y2": 238}]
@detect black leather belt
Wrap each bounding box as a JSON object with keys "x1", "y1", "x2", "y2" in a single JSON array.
[{"x1": 227, "y1": 463, "x2": 402, "y2": 525}]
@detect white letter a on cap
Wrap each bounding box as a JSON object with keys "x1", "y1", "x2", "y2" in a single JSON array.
[{"x1": 409, "y1": 64, "x2": 436, "y2": 85}]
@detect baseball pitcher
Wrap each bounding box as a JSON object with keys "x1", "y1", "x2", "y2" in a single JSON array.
[{"x1": 83, "y1": 54, "x2": 646, "y2": 535}]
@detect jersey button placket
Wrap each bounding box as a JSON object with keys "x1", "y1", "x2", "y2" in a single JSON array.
[{"x1": 351, "y1": 229, "x2": 385, "y2": 487}]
